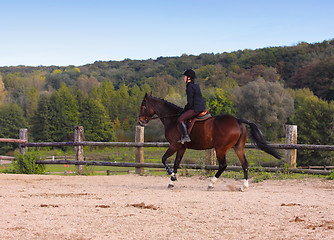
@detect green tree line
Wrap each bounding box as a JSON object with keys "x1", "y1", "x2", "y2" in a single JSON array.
[{"x1": 0, "y1": 39, "x2": 333, "y2": 166}]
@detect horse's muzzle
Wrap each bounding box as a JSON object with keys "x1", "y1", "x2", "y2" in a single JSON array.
[{"x1": 138, "y1": 119, "x2": 147, "y2": 127}]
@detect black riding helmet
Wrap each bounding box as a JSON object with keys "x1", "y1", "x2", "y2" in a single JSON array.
[{"x1": 183, "y1": 69, "x2": 196, "y2": 80}]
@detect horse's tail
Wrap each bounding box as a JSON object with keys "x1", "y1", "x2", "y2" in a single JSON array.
[{"x1": 238, "y1": 118, "x2": 281, "y2": 159}]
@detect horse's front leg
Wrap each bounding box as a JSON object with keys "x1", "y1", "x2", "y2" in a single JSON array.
[
  {"x1": 162, "y1": 148, "x2": 176, "y2": 175},
  {"x1": 168, "y1": 148, "x2": 186, "y2": 188}
]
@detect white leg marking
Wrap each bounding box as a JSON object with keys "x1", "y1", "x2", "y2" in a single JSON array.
[
  {"x1": 168, "y1": 180, "x2": 174, "y2": 188},
  {"x1": 244, "y1": 179, "x2": 249, "y2": 188},
  {"x1": 168, "y1": 173, "x2": 176, "y2": 188},
  {"x1": 239, "y1": 179, "x2": 249, "y2": 192},
  {"x1": 208, "y1": 176, "x2": 218, "y2": 190}
]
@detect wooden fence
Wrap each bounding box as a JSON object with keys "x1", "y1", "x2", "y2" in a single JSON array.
[{"x1": 1, "y1": 125, "x2": 334, "y2": 175}]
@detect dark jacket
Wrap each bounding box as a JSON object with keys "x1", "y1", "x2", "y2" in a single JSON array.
[{"x1": 184, "y1": 82, "x2": 206, "y2": 112}]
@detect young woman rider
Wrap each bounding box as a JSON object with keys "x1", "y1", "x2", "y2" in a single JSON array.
[{"x1": 177, "y1": 69, "x2": 206, "y2": 144}]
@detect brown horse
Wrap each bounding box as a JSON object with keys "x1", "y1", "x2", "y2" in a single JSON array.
[{"x1": 138, "y1": 93, "x2": 281, "y2": 191}]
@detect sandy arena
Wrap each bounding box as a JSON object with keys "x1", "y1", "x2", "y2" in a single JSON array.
[{"x1": 0, "y1": 174, "x2": 333, "y2": 240}]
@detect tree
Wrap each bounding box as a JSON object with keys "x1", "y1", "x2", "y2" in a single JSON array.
[
  {"x1": 46, "y1": 71, "x2": 76, "y2": 90},
  {"x1": 0, "y1": 104, "x2": 27, "y2": 154},
  {"x1": 1, "y1": 38, "x2": 334, "y2": 144},
  {"x1": 77, "y1": 75, "x2": 100, "y2": 95},
  {"x1": 165, "y1": 87, "x2": 186, "y2": 108},
  {"x1": 48, "y1": 84, "x2": 79, "y2": 141},
  {"x1": 148, "y1": 76, "x2": 170, "y2": 98},
  {"x1": 31, "y1": 94, "x2": 53, "y2": 142},
  {"x1": 0, "y1": 76, "x2": 7, "y2": 106},
  {"x1": 113, "y1": 84, "x2": 130, "y2": 122},
  {"x1": 128, "y1": 84, "x2": 145, "y2": 124},
  {"x1": 25, "y1": 87, "x2": 40, "y2": 121},
  {"x1": 95, "y1": 81, "x2": 116, "y2": 120},
  {"x1": 197, "y1": 65, "x2": 219, "y2": 81},
  {"x1": 196, "y1": 64, "x2": 238, "y2": 90},
  {"x1": 290, "y1": 90, "x2": 334, "y2": 166},
  {"x1": 233, "y1": 78, "x2": 294, "y2": 140},
  {"x1": 140, "y1": 83, "x2": 151, "y2": 95},
  {"x1": 28, "y1": 71, "x2": 46, "y2": 92},
  {"x1": 289, "y1": 56, "x2": 334, "y2": 101},
  {"x1": 206, "y1": 88, "x2": 236, "y2": 116},
  {"x1": 3, "y1": 73, "x2": 30, "y2": 106},
  {"x1": 262, "y1": 67, "x2": 280, "y2": 82},
  {"x1": 78, "y1": 93, "x2": 115, "y2": 142}
]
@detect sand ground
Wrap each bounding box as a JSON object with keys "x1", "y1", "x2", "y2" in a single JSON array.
[{"x1": 0, "y1": 174, "x2": 333, "y2": 240}]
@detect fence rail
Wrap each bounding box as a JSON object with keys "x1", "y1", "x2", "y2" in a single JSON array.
[
  {"x1": 0, "y1": 138, "x2": 27, "y2": 143},
  {"x1": 0, "y1": 156, "x2": 16, "y2": 160},
  {"x1": 34, "y1": 160, "x2": 332, "y2": 176},
  {"x1": 1, "y1": 126, "x2": 334, "y2": 175},
  {"x1": 23, "y1": 141, "x2": 334, "y2": 151}
]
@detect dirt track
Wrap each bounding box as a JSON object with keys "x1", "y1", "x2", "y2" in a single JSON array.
[{"x1": 0, "y1": 174, "x2": 333, "y2": 240}]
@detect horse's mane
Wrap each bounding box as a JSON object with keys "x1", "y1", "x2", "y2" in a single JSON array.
[{"x1": 150, "y1": 96, "x2": 183, "y2": 112}]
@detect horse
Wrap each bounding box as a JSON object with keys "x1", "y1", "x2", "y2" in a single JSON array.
[{"x1": 138, "y1": 93, "x2": 281, "y2": 191}]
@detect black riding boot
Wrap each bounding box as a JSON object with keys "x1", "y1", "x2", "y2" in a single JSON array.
[{"x1": 178, "y1": 122, "x2": 191, "y2": 144}]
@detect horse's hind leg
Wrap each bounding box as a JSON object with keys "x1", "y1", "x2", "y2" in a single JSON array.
[
  {"x1": 172, "y1": 148, "x2": 186, "y2": 177},
  {"x1": 208, "y1": 150, "x2": 227, "y2": 190},
  {"x1": 234, "y1": 147, "x2": 249, "y2": 191}
]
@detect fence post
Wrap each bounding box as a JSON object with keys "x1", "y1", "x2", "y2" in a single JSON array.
[
  {"x1": 19, "y1": 128, "x2": 28, "y2": 155},
  {"x1": 206, "y1": 149, "x2": 216, "y2": 174},
  {"x1": 285, "y1": 125, "x2": 297, "y2": 168},
  {"x1": 135, "y1": 126, "x2": 145, "y2": 175},
  {"x1": 74, "y1": 126, "x2": 84, "y2": 174}
]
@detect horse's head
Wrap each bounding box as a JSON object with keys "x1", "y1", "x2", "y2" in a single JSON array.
[{"x1": 138, "y1": 93, "x2": 156, "y2": 127}]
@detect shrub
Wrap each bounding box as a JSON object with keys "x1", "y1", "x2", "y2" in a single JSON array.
[
  {"x1": 13, "y1": 151, "x2": 45, "y2": 174},
  {"x1": 328, "y1": 170, "x2": 334, "y2": 180}
]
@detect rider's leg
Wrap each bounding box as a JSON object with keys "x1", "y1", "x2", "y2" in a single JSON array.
[
  {"x1": 178, "y1": 122, "x2": 191, "y2": 144},
  {"x1": 177, "y1": 110, "x2": 198, "y2": 144}
]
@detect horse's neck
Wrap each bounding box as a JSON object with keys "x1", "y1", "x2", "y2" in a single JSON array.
[{"x1": 150, "y1": 98, "x2": 178, "y2": 126}]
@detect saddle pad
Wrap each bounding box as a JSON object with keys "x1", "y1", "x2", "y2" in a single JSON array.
[
  {"x1": 185, "y1": 113, "x2": 212, "y2": 135},
  {"x1": 196, "y1": 113, "x2": 211, "y2": 120}
]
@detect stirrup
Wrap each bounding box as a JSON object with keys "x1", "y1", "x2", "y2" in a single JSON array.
[{"x1": 178, "y1": 136, "x2": 191, "y2": 144}]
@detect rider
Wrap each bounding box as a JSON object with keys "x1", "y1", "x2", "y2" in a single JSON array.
[{"x1": 178, "y1": 69, "x2": 206, "y2": 144}]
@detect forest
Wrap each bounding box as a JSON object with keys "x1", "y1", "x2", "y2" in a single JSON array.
[{"x1": 0, "y1": 39, "x2": 333, "y2": 166}]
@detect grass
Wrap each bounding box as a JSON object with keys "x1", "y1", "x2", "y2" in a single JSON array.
[
  {"x1": 1, "y1": 146, "x2": 332, "y2": 181},
  {"x1": 1, "y1": 162, "x2": 331, "y2": 181}
]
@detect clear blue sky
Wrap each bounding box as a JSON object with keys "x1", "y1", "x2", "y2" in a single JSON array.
[{"x1": 1, "y1": 0, "x2": 333, "y2": 67}]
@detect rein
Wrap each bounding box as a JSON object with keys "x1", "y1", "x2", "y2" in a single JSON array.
[
  {"x1": 142, "y1": 99, "x2": 180, "y2": 121},
  {"x1": 151, "y1": 114, "x2": 179, "y2": 120}
]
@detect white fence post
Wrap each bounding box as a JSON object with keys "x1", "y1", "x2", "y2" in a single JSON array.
[
  {"x1": 74, "y1": 126, "x2": 84, "y2": 174},
  {"x1": 285, "y1": 125, "x2": 297, "y2": 168},
  {"x1": 206, "y1": 149, "x2": 216, "y2": 174},
  {"x1": 135, "y1": 126, "x2": 145, "y2": 175},
  {"x1": 19, "y1": 128, "x2": 28, "y2": 155}
]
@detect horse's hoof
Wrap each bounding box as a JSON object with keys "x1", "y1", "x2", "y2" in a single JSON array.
[
  {"x1": 207, "y1": 185, "x2": 214, "y2": 191},
  {"x1": 171, "y1": 175, "x2": 177, "y2": 181},
  {"x1": 239, "y1": 180, "x2": 249, "y2": 192},
  {"x1": 168, "y1": 184, "x2": 174, "y2": 189}
]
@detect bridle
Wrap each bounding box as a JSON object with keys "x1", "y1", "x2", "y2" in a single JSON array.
[{"x1": 140, "y1": 100, "x2": 151, "y2": 124}]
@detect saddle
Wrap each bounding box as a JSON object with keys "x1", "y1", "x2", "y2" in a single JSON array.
[{"x1": 185, "y1": 110, "x2": 212, "y2": 134}]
